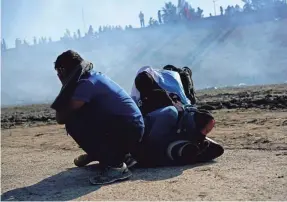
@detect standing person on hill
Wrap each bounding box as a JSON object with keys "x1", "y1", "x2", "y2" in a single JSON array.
[
  {"x1": 139, "y1": 11, "x2": 145, "y2": 27},
  {"x1": 158, "y1": 10, "x2": 162, "y2": 24}
]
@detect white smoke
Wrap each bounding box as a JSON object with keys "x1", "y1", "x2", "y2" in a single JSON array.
[{"x1": 1, "y1": 1, "x2": 286, "y2": 106}]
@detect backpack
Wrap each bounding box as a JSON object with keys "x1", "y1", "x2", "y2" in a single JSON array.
[
  {"x1": 163, "y1": 65, "x2": 196, "y2": 105},
  {"x1": 176, "y1": 105, "x2": 215, "y2": 142}
]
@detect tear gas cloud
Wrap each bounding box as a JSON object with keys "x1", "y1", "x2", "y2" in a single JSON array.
[{"x1": 1, "y1": 0, "x2": 287, "y2": 106}]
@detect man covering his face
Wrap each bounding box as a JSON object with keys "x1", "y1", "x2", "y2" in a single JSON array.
[{"x1": 51, "y1": 50, "x2": 145, "y2": 185}]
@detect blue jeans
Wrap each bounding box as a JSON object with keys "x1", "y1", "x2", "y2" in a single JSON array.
[
  {"x1": 66, "y1": 109, "x2": 144, "y2": 167},
  {"x1": 136, "y1": 106, "x2": 224, "y2": 167},
  {"x1": 145, "y1": 106, "x2": 178, "y2": 142},
  {"x1": 138, "y1": 106, "x2": 179, "y2": 166}
]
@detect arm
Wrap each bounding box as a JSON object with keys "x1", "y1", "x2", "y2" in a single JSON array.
[
  {"x1": 55, "y1": 80, "x2": 94, "y2": 124},
  {"x1": 56, "y1": 108, "x2": 68, "y2": 125},
  {"x1": 55, "y1": 100, "x2": 86, "y2": 124}
]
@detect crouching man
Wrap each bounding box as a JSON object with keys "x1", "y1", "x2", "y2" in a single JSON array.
[{"x1": 51, "y1": 50, "x2": 145, "y2": 185}]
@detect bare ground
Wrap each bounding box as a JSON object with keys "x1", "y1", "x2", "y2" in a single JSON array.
[{"x1": 1, "y1": 84, "x2": 287, "y2": 201}]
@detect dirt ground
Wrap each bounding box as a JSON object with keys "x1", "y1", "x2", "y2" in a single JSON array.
[{"x1": 1, "y1": 84, "x2": 287, "y2": 201}]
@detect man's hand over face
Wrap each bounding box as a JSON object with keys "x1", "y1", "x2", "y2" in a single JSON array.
[
  {"x1": 55, "y1": 99, "x2": 86, "y2": 124},
  {"x1": 56, "y1": 67, "x2": 68, "y2": 85},
  {"x1": 51, "y1": 66, "x2": 83, "y2": 111}
]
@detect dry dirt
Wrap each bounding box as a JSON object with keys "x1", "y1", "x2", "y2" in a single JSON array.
[{"x1": 1, "y1": 84, "x2": 287, "y2": 201}]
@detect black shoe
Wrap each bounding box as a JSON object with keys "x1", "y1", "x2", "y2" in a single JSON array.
[
  {"x1": 89, "y1": 163, "x2": 132, "y2": 185},
  {"x1": 178, "y1": 142, "x2": 199, "y2": 164},
  {"x1": 167, "y1": 140, "x2": 200, "y2": 165},
  {"x1": 197, "y1": 139, "x2": 211, "y2": 154},
  {"x1": 180, "y1": 142, "x2": 200, "y2": 156},
  {"x1": 124, "y1": 154, "x2": 138, "y2": 169},
  {"x1": 196, "y1": 137, "x2": 224, "y2": 162}
]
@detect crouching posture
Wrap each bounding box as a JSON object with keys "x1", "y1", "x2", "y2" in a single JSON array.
[
  {"x1": 51, "y1": 50, "x2": 144, "y2": 185},
  {"x1": 131, "y1": 66, "x2": 223, "y2": 167}
]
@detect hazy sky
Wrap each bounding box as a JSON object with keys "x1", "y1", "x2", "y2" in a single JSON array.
[{"x1": 1, "y1": 0, "x2": 243, "y2": 47}]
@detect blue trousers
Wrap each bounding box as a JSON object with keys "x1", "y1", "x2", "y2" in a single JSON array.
[
  {"x1": 137, "y1": 106, "x2": 224, "y2": 167},
  {"x1": 144, "y1": 106, "x2": 178, "y2": 142},
  {"x1": 66, "y1": 108, "x2": 144, "y2": 167},
  {"x1": 137, "y1": 106, "x2": 179, "y2": 166}
]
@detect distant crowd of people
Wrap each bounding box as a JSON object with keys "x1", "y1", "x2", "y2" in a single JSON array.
[{"x1": 1, "y1": 0, "x2": 286, "y2": 52}]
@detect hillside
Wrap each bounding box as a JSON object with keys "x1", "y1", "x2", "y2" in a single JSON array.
[{"x1": 1, "y1": 19, "x2": 287, "y2": 106}]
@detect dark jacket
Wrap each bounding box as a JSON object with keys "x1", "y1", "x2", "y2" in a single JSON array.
[{"x1": 135, "y1": 71, "x2": 183, "y2": 116}]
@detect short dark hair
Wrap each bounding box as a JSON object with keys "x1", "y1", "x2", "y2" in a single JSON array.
[
  {"x1": 135, "y1": 72, "x2": 162, "y2": 94},
  {"x1": 163, "y1": 65, "x2": 183, "y2": 74},
  {"x1": 135, "y1": 72, "x2": 154, "y2": 90},
  {"x1": 54, "y1": 50, "x2": 83, "y2": 70}
]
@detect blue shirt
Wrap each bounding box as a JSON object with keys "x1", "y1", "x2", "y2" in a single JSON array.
[{"x1": 72, "y1": 72, "x2": 144, "y2": 125}]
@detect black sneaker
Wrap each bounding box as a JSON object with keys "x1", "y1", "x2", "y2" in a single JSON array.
[
  {"x1": 167, "y1": 140, "x2": 199, "y2": 165},
  {"x1": 196, "y1": 137, "x2": 224, "y2": 162},
  {"x1": 124, "y1": 154, "x2": 138, "y2": 169},
  {"x1": 89, "y1": 163, "x2": 132, "y2": 185},
  {"x1": 178, "y1": 142, "x2": 199, "y2": 164},
  {"x1": 197, "y1": 139, "x2": 211, "y2": 154}
]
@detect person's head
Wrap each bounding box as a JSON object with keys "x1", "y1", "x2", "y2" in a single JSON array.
[
  {"x1": 135, "y1": 71, "x2": 160, "y2": 95},
  {"x1": 163, "y1": 64, "x2": 178, "y2": 72},
  {"x1": 54, "y1": 50, "x2": 84, "y2": 82}
]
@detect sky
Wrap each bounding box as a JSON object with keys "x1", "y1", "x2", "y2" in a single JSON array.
[{"x1": 1, "y1": 0, "x2": 243, "y2": 48}]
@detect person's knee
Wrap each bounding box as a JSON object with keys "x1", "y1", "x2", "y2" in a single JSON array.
[
  {"x1": 143, "y1": 106, "x2": 178, "y2": 143},
  {"x1": 148, "y1": 106, "x2": 178, "y2": 126},
  {"x1": 163, "y1": 106, "x2": 178, "y2": 121}
]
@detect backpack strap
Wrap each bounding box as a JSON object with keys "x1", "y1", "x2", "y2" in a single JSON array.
[{"x1": 176, "y1": 105, "x2": 197, "y2": 134}]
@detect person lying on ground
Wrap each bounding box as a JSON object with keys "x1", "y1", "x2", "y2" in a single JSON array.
[
  {"x1": 131, "y1": 66, "x2": 223, "y2": 167},
  {"x1": 50, "y1": 50, "x2": 145, "y2": 185}
]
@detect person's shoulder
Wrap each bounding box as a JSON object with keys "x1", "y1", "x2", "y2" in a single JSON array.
[
  {"x1": 87, "y1": 72, "x2": 108, "y2": 82},
  {"x1": 89, "y1": 71, "x2": 103, "y2": 78},
  {"x1": 75, "y1": 73, "x2": 99, "y2": 88},
  {"x1": 90, "y1": 71, "x2": 110, "y2": 78}
]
